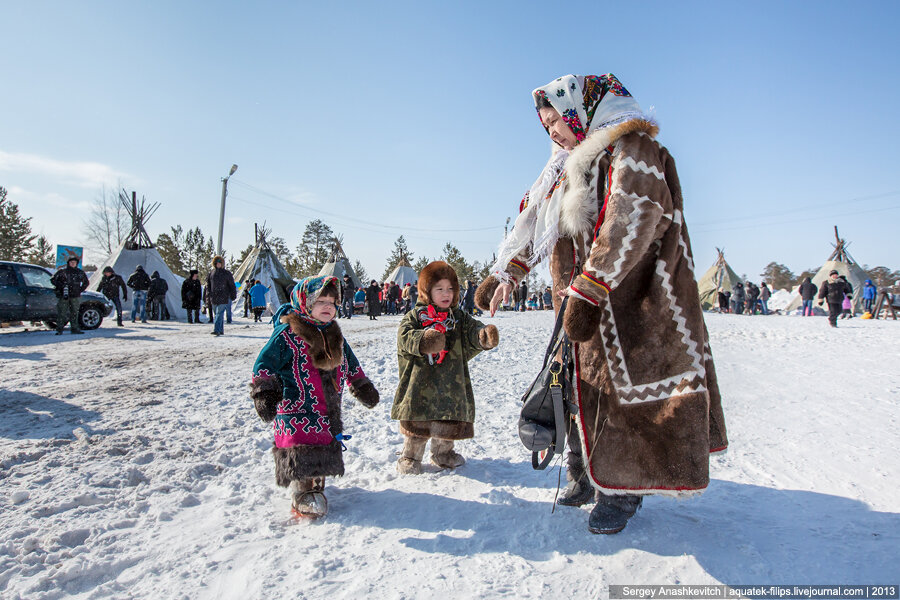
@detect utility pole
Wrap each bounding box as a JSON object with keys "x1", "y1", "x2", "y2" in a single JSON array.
[{"x1": 216, "y1": 164, "x2": 238, "y2": 256}]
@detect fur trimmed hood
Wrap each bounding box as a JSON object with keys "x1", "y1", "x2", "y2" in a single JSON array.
[
  {"x1": 417, "y1": 261, "x2": 460, "y2": 307},
  {"x1": 558, "y1": 118, "x2": 659, "y2": 238},
  {"x1": 280, "y1": 313, "x2": 344, "y2": 370}
]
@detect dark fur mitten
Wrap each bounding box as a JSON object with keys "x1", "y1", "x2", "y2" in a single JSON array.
[
  {"x1": 478, "y1": 324, "x2": 499, "y2": 350},
  {"x1": 474, "y1": 276, "x2": 500, "y2": 312},
  {"x1": 249, "y1": 375, "x2": 282, "y2": 422},
  {"x1": 419, "y1": 329, "x2": 446, "y2": 355},
  {"x1": 350, "y1": 378, "x2": 380, "y2": 409},
  {"x1": 563, "y1": 297, "x2": 603, "y2": 343}
]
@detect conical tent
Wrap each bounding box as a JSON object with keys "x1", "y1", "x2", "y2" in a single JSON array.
[
  {"x1": 785, "y1": 227, "x2": 869, "y2": 314},
  {"x1": 232, "y1": 225, "x2": 296, "y2": 316},
  {"x1": 697, "y1": 248, "x2": 741, "y2": 310},
  {"x1": 387, "y1": 257, "x2": 418, "y2": 286},
  {"x1": 317, "y1": 238, "x2": 362, "y2": 289},
  {"x1": 88, "y1": 190, "x2": 187, "y2": 320}
]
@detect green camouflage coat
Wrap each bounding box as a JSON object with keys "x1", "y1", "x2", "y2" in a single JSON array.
[{"x1": 392, "y1": 304, "x2": 487, "y2": 424}]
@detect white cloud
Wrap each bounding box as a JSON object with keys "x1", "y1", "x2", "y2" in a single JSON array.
[
  {"x1": 0, "y1": 150, "x2": 130, "y2": 189},
  {"x1": 7, "y1": 186, "x2": 92, "y2": 212}
]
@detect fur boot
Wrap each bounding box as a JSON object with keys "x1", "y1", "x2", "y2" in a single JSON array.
[
  {"x1": 558, "y1": 423, "x2": 595, "y2": 507},
  {"x1": 290, "y1": 477, "x2": 327, "y2": 519},
  {"x1": 398, "y1": 436, "x2": 427, "y2": 475},
  {"x1": 430, "y1": 438, "x2": 465, "y2": 469}
]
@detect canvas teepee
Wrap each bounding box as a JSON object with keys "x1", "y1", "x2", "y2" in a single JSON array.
[
  {"x1": 697, "y1": 248, "x2": 741, "y2": 310},
  {"x1": 232, "y1": 224, "x2": 296, "y2": 316},
  {"x1": 786, "y1": 227, "x2": 869, "y2": 314},
  {"x1": 386, "y1": 256, "x2": 418, "y2": 286},
  {"x1": 89, "y1": 190, "x2": 187, "y2": 320},
  {"x1": 317, "y1": 237, "x2": 362, "y2": 289}
]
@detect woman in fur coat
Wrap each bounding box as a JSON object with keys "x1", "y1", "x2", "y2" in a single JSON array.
[
  {"x1": 249, "y1": 276, "x2": 380, "y2": 518},
  {"x1": 393, "y1": 261, "x2": 499, "y2": 474},
  {"x1": 476, "y1": 74, "x2": 728, "y2": 534}
]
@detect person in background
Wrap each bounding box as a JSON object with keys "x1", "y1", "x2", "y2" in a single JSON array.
[
  {"x1": 51, "y1": 256, "x2": 89, "y2": 335},
  {"x1": 409, "y1": 281, "x2": 419, "y2": 307},
  {"x1": 759, "y1": 282, "x2": 771, "y2": 315},
  {"x1": 862, "y1": 279, "x2": 877, "y2": 314},
  {"x1": 518, "y1": 279, "x2": 528, "y2": 312},
  {"x1": 463, "y1": 280, "x2": 476, "y2": 315},
  {"x1": 542, "y1": 286, "x2": 552, "y2": 310},
  {"x1": 839, "y1": 275, "x2": 853, "y2": 319},
  {"x1": 746, "y1": 281, "x2": 760, "y2": 315},
  {"x1": 181, "y1": 270, "x2": 202, "y2": 324},
  {"x1": 206, "y1": 255, "x2": 237, "y2": 336},
  {"x1": 242, "y1": 279, "x2": 254, "y2": 318},
  {"x1": 366, "y1": 280, "x2": 381, "y2": 320},
  {"x1": 341, "y1": 274, "x2": 356, "y2": 319},
  {"x1": 818, "y1": 270, "x2": 852, "y2": 327},
  {"x1": 148, "y1": 271, "x2": 169, "y2": 320},
  {"x1": 127, "y1": 265, "x2": 151, "y2": 323},
  {"x1": 96, "y1": 266, "x2": 127, "y2": 327},
  {"x1": 799, "y1": 276, "x2": 818, "y2": 316},
  {"x1": 732, "y1": 282, "x2": 745, "y2": 315},
  {"x1": 717, "y1": 289, "x2": 729, "y2": 313},
  {"x1": 249, "y1": 279, "x2": 269, "y2": 322}
]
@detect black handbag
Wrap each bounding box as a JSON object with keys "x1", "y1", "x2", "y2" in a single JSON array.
[{"x1": 518, "y1": 296, "x2": 572, "y2": 470}]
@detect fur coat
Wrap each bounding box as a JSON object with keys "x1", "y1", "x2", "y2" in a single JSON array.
[
  {"x1": 482, "y1": 121, "x2": 728, "y2": 497},
  {"x1": 250, "y1": 314, "x2": 373, "y2": 486}
]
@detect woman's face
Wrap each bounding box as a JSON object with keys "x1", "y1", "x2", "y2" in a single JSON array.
[{"x1": 538, "y1": 106, "x2": 578, "y2": 150}]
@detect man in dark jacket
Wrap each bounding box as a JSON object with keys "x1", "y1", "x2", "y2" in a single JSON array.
[
  {"x1": 732, "y1": 282, "x2": 745, "y2": 314},
  {"x1": 799, "y1": 276, "x2": 818, "y2": 316},
  {"x1": 818, "y1": 270, "x2": 852, "y2": 327},
  {"x1": 463, "y1": 280, "x2": 476, "y2": 314},
  {"x1": 50, "y1": 256, "x2": 89, "y2": 334},
  {"x1": 127, "y1": 265, "x2": 152, "y2": 323},
  {"x1": 746, "y1": 282, "x2": 760, "y2": 315},
  {"x1": 365, "y1": 280, "x2": 380, "y2": 320},
  {"x1": 147, "y1": 271, "x2": 169, "y2": 320},
  {"x1": 388, "y1": 282, "x2": 401, "y2": 315},
  {"x1": 518, "y1": 280, "x2": 528, "y2": 312},
  {"x1": 341, "y1": 274, "x2": 356, "y2": 319},
  {"x1": 181, "y1": 270, "x2": 202, "y2": 324},
  {"x1": 206, "y1": 255, "x2": 236, "y2": 336},
  {"x1": 96, "y1": 266, "x2": 128, "y2": 326}
]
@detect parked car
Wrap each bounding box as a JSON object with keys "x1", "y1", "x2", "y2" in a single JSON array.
[{"x1": 0, "y1": 261, "x2": 114, "y2": 330}]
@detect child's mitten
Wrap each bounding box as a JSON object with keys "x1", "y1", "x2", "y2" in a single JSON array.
[
  {"x1": 419, "y1": 329, "x2": 446, "y2": 355},
  {"x1": 474, "y1": 276, "x2": 500, "y2": 312},
  {"x1": 249, "y1": 375, "x2": 282, "y2": 422},
  {"x1": 350, "y1": 378, "x2": 380, "y2": 409},
  {"x1": 478, "y1": 324, "x2": 499, "y2": 349},
  {"x1": 563, "y1": 297, "x2": 602, "y2": 343}
]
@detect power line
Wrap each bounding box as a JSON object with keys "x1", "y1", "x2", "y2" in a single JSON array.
[
  {"x1": 229, "y1": 179, "x2": 502, "y2": 233},
  {"x1": 227, "y1": 194, "x2": 498, "y2": 246}
]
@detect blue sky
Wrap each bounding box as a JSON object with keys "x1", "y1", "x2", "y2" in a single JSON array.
[{"x1": 2, "y1": 1, "x2": 899, "y2": 283}]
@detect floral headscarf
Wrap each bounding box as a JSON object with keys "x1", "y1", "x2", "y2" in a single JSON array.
[
  {"x1": 289, "y1": 276, "x2": 341, "y2": 326},
  {"x1": 492, "y1": 74, "x2": 653, "y2": 281},
  {"x1": 532, "y1": 74, "x2": 645, "y2": 142}
]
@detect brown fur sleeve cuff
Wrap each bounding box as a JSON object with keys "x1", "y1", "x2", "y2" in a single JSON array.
[{"x1": 475, "y1": 276, "x2": 500, "y2": 312}]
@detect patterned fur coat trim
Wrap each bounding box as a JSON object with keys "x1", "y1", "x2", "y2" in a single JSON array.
[
  {"x1": 549, "y1": 124, "x2": 728, "y2": 497},
  {"x1": 251, "y1": 316, "x2": 370, "y2": 485}
]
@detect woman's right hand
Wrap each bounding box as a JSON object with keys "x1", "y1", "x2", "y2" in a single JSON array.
[{"x1": 490, "y1": 282, "x2": 513, "y2": 317}]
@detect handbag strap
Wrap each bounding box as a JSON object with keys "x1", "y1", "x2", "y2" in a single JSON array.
[{"x1": 541, "y1": 296, "x2": 569, "y2": 369}]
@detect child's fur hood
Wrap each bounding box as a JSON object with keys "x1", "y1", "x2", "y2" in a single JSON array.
[
  {"x1": 280, "y1": 313, "x2": 344, "y2": 370},
  {"x1": 417, "y1": 261, "x2": 460, "y2": 307}
]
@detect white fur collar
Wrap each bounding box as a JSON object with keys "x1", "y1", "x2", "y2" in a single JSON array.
[{"x1": 557, "y1": 120, "x2": 658, "y2": 237}]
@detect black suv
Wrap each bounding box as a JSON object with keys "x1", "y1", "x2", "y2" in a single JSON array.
[{"x1": 0, "y1": 261, "x2": 114, "y2": 330}]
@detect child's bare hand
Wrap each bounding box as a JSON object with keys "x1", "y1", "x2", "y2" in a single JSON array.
[
  {"x1": 478, "y1": 324, "x2": 499, "y2": 350},
  {"x1": 419, "y1": 329, "x2": 446, "y2": 355}
]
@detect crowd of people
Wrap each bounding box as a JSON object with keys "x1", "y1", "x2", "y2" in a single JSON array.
[{"x1": 716, "y1": 281, "x2": 773, "y2": 315}]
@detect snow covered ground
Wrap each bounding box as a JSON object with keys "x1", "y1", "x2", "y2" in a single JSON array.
[{"x1": 1, "y1": 311, "x2": 898, "y2": 599}]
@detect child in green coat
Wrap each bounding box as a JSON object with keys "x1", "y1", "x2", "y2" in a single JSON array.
[{"x1": 392, "y1": 261, "x2": 499, "y2": 474}]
